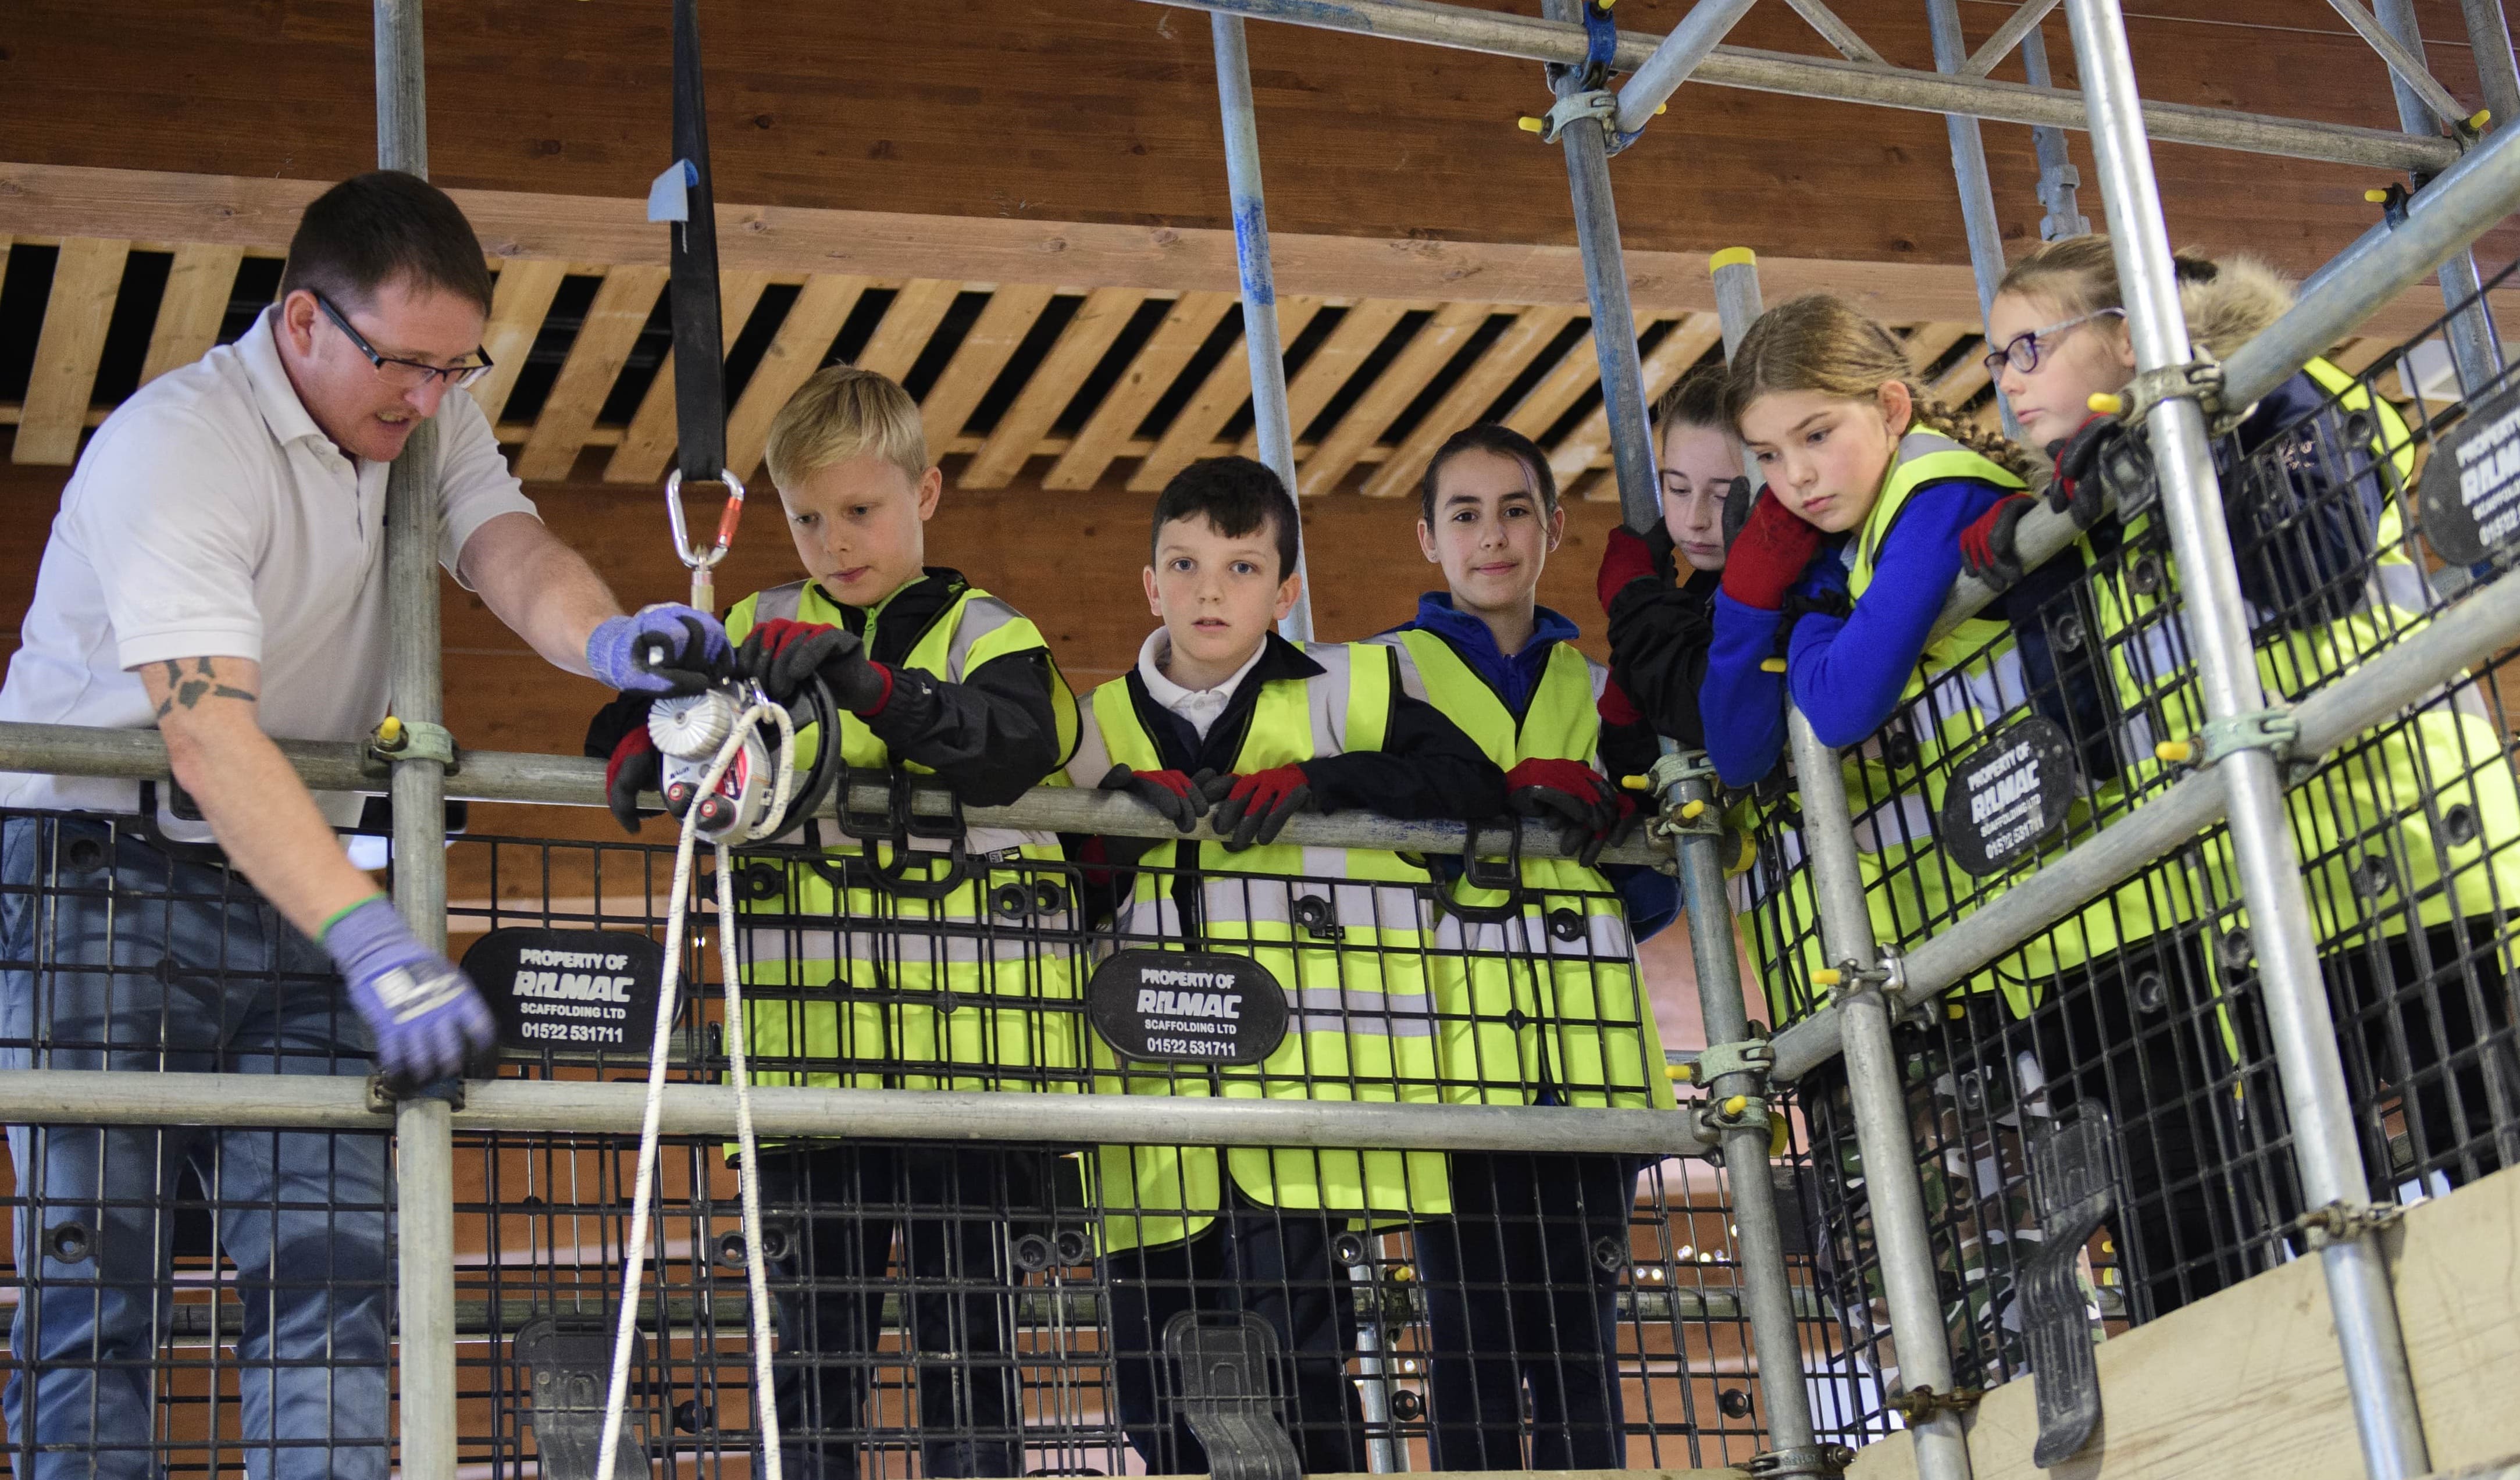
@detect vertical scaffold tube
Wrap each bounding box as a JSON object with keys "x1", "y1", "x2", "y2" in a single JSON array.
[
  {"x1": 2465, "y1": 0, "x2": 2520, "y2": 138},
  {"x1": 1925, "y1": 0, "x2": 2023, "y2": 437},
  {"x1": 373, "y1": 4, "x2": 457, "y2": 1475},
  {"x1": 2374, "y1": 0, "x2": 2504, "y2": 395},
  {"x1": 1539, "y1": 0, "x2": 1659, "y2": 532},
  {"x1": 2019, "y1": 27, "x2": 2091, "y2": 241},
  {"x1": 1212, "y1": 14, "x2": 1316, "y2": 641},
  {"x1": 1784, "y1": 707, "x2": 1974, "y2": 1480},
  {"x1": 2061, "y1": 2, "x2": 2432, "y2": 1475}
]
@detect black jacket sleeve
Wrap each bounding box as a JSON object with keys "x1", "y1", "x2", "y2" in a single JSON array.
[
  {"x1": 2223, "y1": 371, "x2": 2389, "y2": 633},
  {"x1": 862, "y1": 648, "x2": 1067, "y2": 806},
  {"x1": 1606, "y1": 565, "x2": 1720, "y2": 748},
  {"x1": 1300, "y1": 689, "x2": 1510, "y2": 822},
  {"x1": 584, "y1": 691, "x2": 652, "y2": 758}
]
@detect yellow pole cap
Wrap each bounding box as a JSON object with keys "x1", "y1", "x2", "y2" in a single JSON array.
[
  {"x1": 1517, "y1": 116, "x2": 1546, "y2": 134},
  {"x1": 1655, "y1": 102, "x2": 1668, "y2": 116},
  {"x1": 1391, "y1": 1265, "x2": 1415, "y2": 1282},
  {"x1": 1679, "y1": 799, "x2": 1708, "y2": 821},
  {"x1": 377, "y1": 715, "x2": 404, "y2": 747},
  {"x1": 2087, "y1": 391, "x2": 2125, "y2": 415},
  {"x1": 1810, "y1": 968, "x2": 1842, "y2": 988},
  {"x1": 1667, "y1": 1061, "x2": 1698, "y2": 1083},
  {"x1": 1721, "y1": 1094, "x2": 1749, "y2": 1117},
  {"x1": 1760, "y1": 657, "x2": 1787, "y2": 673},
  {"x1": 2472, "y1": 109, "x2": 2494, "y2": 130},
  {"x1": 1947, "y1": 1001, "x2": 1967, "y2": 1020},
  {"x1": 2365, "y1": 187, "x2": 2393, "y2": 204},
  {"x1": 2155, "y1": 740, "x2": 2196, "y2": 764},
  {"x1": 1770, "y1": 1115, "x2": 1790, "y2": 1157},
  {"x1": 1709, "y1": 247, "x2": 1758, "y2": 272},
  {"x1": 1620, "y1": 774, "x2": 1652, "y2": 791}
]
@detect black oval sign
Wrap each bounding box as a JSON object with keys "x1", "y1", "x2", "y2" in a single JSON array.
[
  {"x1": 2420, "y1": 380, "x2": 2520, "y2": 568},
  {"x1": 1086, "y1": 949, "x2": 1289, "y2": 1066},
  {"x1": 461, "y1": 927, "x2": 665, "y2": 1055},
  {"x1": 1937, "y1": 716, "x2": 2078, "y2": 876}
]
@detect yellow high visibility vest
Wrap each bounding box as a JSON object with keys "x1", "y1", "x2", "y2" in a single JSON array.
[
  {"x1": 1375, "y1": 627, "x2": 1676, "y2": 1113},
  {"x1": 1065, "y1": 641, "x2": 1450, "y2": 1252},
  {"x1": 728, "y1": 575, "x2": 1083, "y2": 1096}
]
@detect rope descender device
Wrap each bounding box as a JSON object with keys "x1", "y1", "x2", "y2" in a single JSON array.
[{"x1": 664, "y1": 465, "x2": 746, "y2": 612}]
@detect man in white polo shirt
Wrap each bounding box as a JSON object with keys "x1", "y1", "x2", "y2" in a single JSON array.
[{"x1": 0, "y1": 172, "x2": 728, "y2": 1478}]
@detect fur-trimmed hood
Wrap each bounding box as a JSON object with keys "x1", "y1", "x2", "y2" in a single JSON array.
[{"x1": 2181, "y1": 254, "x2": 2296, "y2": 360}]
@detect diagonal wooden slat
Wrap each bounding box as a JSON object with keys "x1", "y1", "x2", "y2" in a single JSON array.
[
  {"x1": 137, "y1": 243, "x2": 245, "y2": 388},
  {"x1": 1503, "y1": 312, "x2": 1639, "y2": 443},
  {"x1": 1299, "y1": 301, "x2": 1492, "y2": 498},
  {"x1": 14, "y1": 237, "x2": 130, "y2": 465},
  {"x1": 1128, "y1": 296, "x2": 1328, "y2": 494},
  {"x1": 1901, "y1": 322, "x2": 1971, "y2": 377},
  {"x1": 723, "y1": 273, "x2": 875, "y2": 484},
  {"x1": 1556, "y1": 313, "x2": 1724, "y2": 493},
  {"x1": 921, "y1": 284, "x2": 1058, "y2": 447},
  {"x1": 1045, "y1": 291, "x2": 1238, "y2": 491},
  {"x1": 1243, "y1": 300, "x2": 1424, "y2": 459},
  {"x1": 1928, "y1": 340, "x2": 1995, "y2": 409},
  {"x1": 853, "y1": 278, "x2": 963, "y2": 383},
  {"x1": 515, "y1": 265, "x2": 669, "y2": 482},
  {"x1": 2327, "y1": 337, "x2": 2394, "y2": 377},
  {"x1": 1360, "y1": 305, "x2": 1582, "y2": 500},
  {"x1": 963, "y1": 288, "x2": 1154, "y2": 491},
  {"x1": 468, "y1": 258, "x2": 569, "y2": 427},
  {"x1": 601, "y1": 269, "x2": 772, "y2": 486}
]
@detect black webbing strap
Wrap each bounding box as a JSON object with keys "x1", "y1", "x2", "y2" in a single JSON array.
[{"x1": 669, "y1": 0, "x2": 728, "y2": 486}]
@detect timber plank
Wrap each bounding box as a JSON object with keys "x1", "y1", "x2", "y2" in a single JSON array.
[
  {"x1": 1901, "y1": 321, "x2": 1971, "y2": 375},
  {"x1": 722, "y1": 273, "x2": 875, "y2": 484},
  {"x1": 1505, "y1": 314, "x2": 1641, "y2": 443},
  {"x1": 601, "y1": 269, "x2": 773, "y2": 486},
  {"x1": 1246, "y1": 300, "x2": 1425, "y2": 461},
  {"x1": 1300, "y1": 301, "x2": 1491, "y2": 498},
  {"x1": 1361, "y1": 305, "x2": 1582, "y2": 501},
  {"x1": 853, "y1": 278, "x2": 963, "y2": 383},
  {"x1": 136, "y1": 242, "x2": 244, "y2": 387},
  {"x1": 13, "y1": 236, "x2": 130, "y2": 466},
  {"x1": 1555, "y1": 314, "x2": 1726, "y2": 494},
  {"x1": 962, "y1": 288, "x2": 1146, "y2": 491},
  {"x1": 515, "y1": 265, "x2": 669, "y2": 483},
  {"x1": 1929, "y1": 343, "x2": 1995, "y2": 408},
  {"x1": 1046, "y1": 291, "x2": 1236, "y2": 491},
  {"x1": 1127, "y1": 296, "x2": 1328, "y2": 495},
  {"x1": 466, "y1": 257, "x2": 569, "y2": 425},
  {"x1": 921, "y1": 283, "x2": 1056, "y2": 445}
]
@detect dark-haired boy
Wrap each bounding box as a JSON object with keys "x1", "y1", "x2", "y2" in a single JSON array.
[
  {"x1": 0, "y1": 171, "x2": 687, "y2": 1478},
  {"x1": 1067, "y1": 456, "x2": 1506, "y2": 1475}
]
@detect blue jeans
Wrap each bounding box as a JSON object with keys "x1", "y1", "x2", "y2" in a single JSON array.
[{"x1": 0, "y1": 817, "x2": 391, "y2": 1479}]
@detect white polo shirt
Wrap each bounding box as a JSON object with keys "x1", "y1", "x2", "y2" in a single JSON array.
[{"x1": 0, "y1": 306, "x2": 541, "y2": 829}]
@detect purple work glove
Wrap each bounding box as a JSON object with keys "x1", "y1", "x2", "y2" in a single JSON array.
[
  {"x1": 324, "y1": 896, "x2": 501, "y2": 1095},
  {"x1": 587, "y1": 604, "x2": 733, "y2": 696}
]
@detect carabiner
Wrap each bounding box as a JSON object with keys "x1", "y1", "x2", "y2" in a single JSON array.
[{"x1": 664, "y1": 466, "x2": 746, "y2": 611}]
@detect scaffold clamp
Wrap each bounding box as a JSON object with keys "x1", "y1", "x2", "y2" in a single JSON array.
[
  {"x1": 1887, "y1": 1383, "x2": 1984, "y2": 1424},
  {"x1": 2298, "y1": 1197, "x2": 2405, "y2": 1249},
  {"x1": 1746, "y1": 1442, "x2": 1857, "y2": 1478},
  {"x1": 2095, "y1": 352, "x2": 2225, "y2": 431},
  {"x1": 1519, "y1": 88, "x2": 1618, "y2": 145},
  {"x1": 369, "y1": 715, "x2": 459, "y2": 772},
  {"x1": 2154, "y1": 707, "x2": 2298, "y2": 769},
  {"x1": 1674, "y1": 1035, "x2": 1773, "y2": 1088}
]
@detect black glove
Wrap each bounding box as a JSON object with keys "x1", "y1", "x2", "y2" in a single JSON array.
[
  {"x1": 1197, "y1": 766, "x2": 1316, "y2": 852},
  {"x1": 2048, "y1": 414, "x2": 2152, "y2": 529},
  {"x1": 604, "y1": 725, "x2": 661, "y2": 835},
  {"x1": 1958, "y1": 494, "x2": 2038, "y2": 592},
  {"x1": 737, "y1": 619, "x2": 892, "y2": 714},
  {"x1": 1099, "y1": 764, "x2": 1209, "y2": 834},
  {"x1": 1719, "y1": 475, "x2": 1758, "y2": 551}
]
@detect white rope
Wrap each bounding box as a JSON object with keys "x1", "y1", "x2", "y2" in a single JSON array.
[{"x1": 597, "y1": 689, "x2": 797, "y2": 1480}]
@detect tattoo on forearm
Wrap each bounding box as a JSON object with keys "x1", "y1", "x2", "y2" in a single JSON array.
[{"x1": 152, "y1": 658, "x2": 258, "y2": 719}]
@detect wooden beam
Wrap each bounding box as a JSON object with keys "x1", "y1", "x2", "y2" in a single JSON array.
[
  {"x1": 722, "y1": 273, "x2": 874, "y2": 484},
  {"x1": 920, "y1": 284, "x2": 1057, "y2": 445},
  {"x1": 1929, "y1": 342, "x2": 1995, "y2": 407},
  {"x1": 1245, "y1": 300, "x2": 1424, "y2": 460},
  {"x1": 467, "y1": 257, "x2": 569, "y2": 425},
  {"x1": 600, "y1": 270, "x2": 774, "y2": 487},
  {"x1": 1505, "y1": 315, "x2": 1639, "y2": 443},
  {"x1": 853, "y1": 278, "x2": 963, "y2": 383},
  {"x1": 1127, "y1": 297, "x2": 1328, "y2": 495},
  {"x1": 13, "y1": 237, "x2": 129, "y2": 466},
  {"x1": 515, "y1": 265, "x2": 669, "y2": 483},
  {"x1": 1360, "y1": 305, "x2": 1582, "y2": 500},
  {"x1": 1901, "y1": 322, "x2": 1971, "y2": 376},
  {"x1": 136, "y1": 242, "x2": 244, "y2": 388},
  {"x1": 1046, "y1": 291, "x2": 1237, "y2": 492},
  {"x1": 1558, "y1": 314, "x2": 1725, "y2": 494},
  {"x1": 2326, "y1": 336, "x2": 2395, "y2": 377},
  {"x1": 961, "y1": 288, "x2": 1146, "y2": 491},
  {"x1": 1300, "y1": 302, "x2": 1492, "y2": 498}
]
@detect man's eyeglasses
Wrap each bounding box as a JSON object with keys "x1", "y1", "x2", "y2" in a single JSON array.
[
  {"x1": 313, "y1": 291, "x2": 493, "y2": 391},
  {"x1": 1981, "y1": 307, "x2": 2126, "y2": 377}
]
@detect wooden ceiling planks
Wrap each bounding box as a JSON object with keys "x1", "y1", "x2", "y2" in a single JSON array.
[
  {"x1": 469, "y1": 258, "x2": 571, "y2": 426},
  {"x1": 854, "y1": 279, "x2": 965, "y2": 384},
  {"x1": 963, "y1": 288, "x2": 1148, "y2": 491},
  {"x1": 136, "y1": 243, "x2": 244, "y2": 390},
  {"x1": 515, "y1": 265, "x2": 669, "y2": 483},
  {"x1": 1300, "y1": 302, "x2": 1493, "y2": 498},
  {"x1": 1247, "y1": 300, "x2": 1425, "y2": 463},
  {"x1": 1129, "y1": 297, "x2": 1329, "y2": 495},
  {"x1": 722, "y1": 273, "x2": 874, "y2": 483},
  {"x1": 1046, "y1": 291, "x2": 1239, "y2": 491},
  {"x1": 1553, "y1": 314, "x2": 1726, "y2": 495},
  {"x1": 14, "y1": 237, "x2": 131, "y2": 466},
  {"x1": 603, "y1": 269, "x2": 774, "y2": 487},
  {"x1": 922, "y1": 284, "x2": 1059, "y2": 447},
  {"x1": 1360, "y1": 305, "x2": 1583, "y2": 501}
]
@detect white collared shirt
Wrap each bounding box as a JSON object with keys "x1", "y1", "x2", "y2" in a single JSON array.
[
  {"x1": 0, "y1": 306, "x2": 540, "y2": 826},
  {"x1": 1135, "y1": 627, "x2": 1266, "y2": 741}
]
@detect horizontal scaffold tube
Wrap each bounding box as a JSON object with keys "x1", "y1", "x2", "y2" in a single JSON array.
[
  {"x1": 1771, "y1": 565, "x2": 2520, "y2": 1081},
  {"x1": 0, "y1": 1069, "x2": 1718, "y2": 1157},
  {"x1": 1134, "y1": 0, "x2": 2455, "y2": 173},
  {"x1": 0, "y1": 721, "x2": 1671, "y2": 868}
]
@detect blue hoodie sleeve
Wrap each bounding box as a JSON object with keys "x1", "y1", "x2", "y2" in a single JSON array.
[
  {"x1": 1786, "y1": 479, "x2": 2011, "y2": 750},
  {"x1": 1701, "y1": 590, "x2": 1791, "y2": 786}
]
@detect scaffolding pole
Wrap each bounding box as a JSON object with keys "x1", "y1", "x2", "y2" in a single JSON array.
[
  {"x1": 2466, "y1": 0, "x2": 2520, "y2": 137},
  {"x1": 1137, "y1": 0, "x2": 2457, "y2": 173},
  {"x1": 372, "y1": 5, "x2": 457, "y2": 1476},
  {"x1": 2017, "y1": 25, "x2": 2090, "y2": 241},
  {"x1": 1925, "y1": 0, "x2": 2023, "y2": 437},
  {"x1": 2373, "y1": 0, "x2": 2504, "y2": 397},
  {"x1": 2062, "y1": 3, "x2": 2431, "y2": 1477},
  {"x1": 1612, "y1": 0, "x2": 1760, "y2": 137},
  {"x1": 1211, "y1": 13, "x2": 1315, "y2": 641}
]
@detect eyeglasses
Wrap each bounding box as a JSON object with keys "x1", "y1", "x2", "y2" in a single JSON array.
[
  {"x1": 1981, "y1": 307, "x2": 2126, "y2": 377},
  {"x1": 313, "y1": 291, "x2": 494, "y2": 391}
]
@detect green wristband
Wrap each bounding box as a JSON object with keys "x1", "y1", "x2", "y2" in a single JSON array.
[{"x1": 319, "y1": 893, "x2": 390, "y2": 941}]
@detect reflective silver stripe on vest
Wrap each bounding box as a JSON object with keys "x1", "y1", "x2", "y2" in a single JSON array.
[
  {"x1": 742, "y1": 917, "x2": 1075, "y2": 970},
  {"x1": 1374, "y1": 634, "x2": 1430, "y2": 705},
  {"x1": 947, "y1": 595, "x2": 1024, "y2": 681},
  {"x1": 754, "y1": 580, "x2": 809, "y2": 624},
  {"x1": 1303, "y1": 640, "x2": 1355, "y2": 754},
  {"x1": 1287, "y1": 986, "x2": 1440, "y2": 1037},
  {"x1": 1429, "y1": 904, "x2": 1635, "y2": 961}
]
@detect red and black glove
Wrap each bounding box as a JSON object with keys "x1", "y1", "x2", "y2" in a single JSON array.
[
  {"x1": 1718, "y1": 493, "x2": 1826, "y2": 611},
  {"x1": 2046, "y1": 413, "x2": 2147, "y2": 530},
  {"x1": 1958, "y1": 494, "x2": 2038, "y2": 592},
  {"x1": 604, "y1": 725, "x2": 661, "y2": 835},
  {"x1": 1596, "y1": 524, "x2": 1660, "y2": 615},
  {"x1": 1098, "y1": 763, "x2": 1207, "y2": 834},
  {"x1": 1504, "y1": 757, "x2": 1635, "y2": 868},
  {"x1": 1197, "y1": 765, "x2": 1315, "y2": 852},
  {"x1": 737, "y1": 618, "x2": 892, "y2": 715}
]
